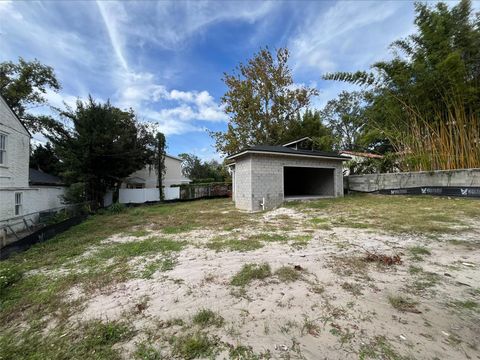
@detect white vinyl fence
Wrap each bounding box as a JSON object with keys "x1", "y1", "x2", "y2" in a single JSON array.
[{"x1": 104, "y1": 187, "x2": 180, "y2": 206}]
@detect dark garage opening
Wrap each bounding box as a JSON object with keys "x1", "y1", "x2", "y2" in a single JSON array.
[{"x1": 284, "y1": 167, "x2": 335, "y2": 198}]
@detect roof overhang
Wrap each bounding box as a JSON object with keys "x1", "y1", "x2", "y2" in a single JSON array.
[
  {"x1": 125, "y1": 176, "x2": 146, "y2": 184},
  {"x1": 282, "y1": 137, "x2": 312, "y2": 147},
  {"x1": 226, "y1": 149, "x2": 351, "y2": 162}
]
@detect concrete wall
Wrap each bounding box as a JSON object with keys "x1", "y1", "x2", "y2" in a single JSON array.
[
  {"x1": 233, "y1": 154, "x2": 344, "y2": 211},
  {"x1": 346, "y1": 168, "x2": 480, "y2": 192}
]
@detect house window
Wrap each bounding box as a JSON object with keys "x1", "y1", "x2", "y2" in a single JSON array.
[
  {"x1": 15, "y1": 192, "x2": 22, "y2": 216},
  {"x1": 0, "y1": 133, "x2": 6, "y2": 165}
]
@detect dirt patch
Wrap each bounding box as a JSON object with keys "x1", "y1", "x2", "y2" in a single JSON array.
[{"x1": 69, "y1": 221, "x2": 480, "y2": 359}]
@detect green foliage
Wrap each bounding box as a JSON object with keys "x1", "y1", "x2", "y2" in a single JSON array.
[
  {"x1": 281, "y1": 109, "x2": 335, "y2": 151},
  {"x1": 29, "y1": 143, "x2": 61, "y2": 176},
  {"x1": 321, "y1": 91, "x2": 368, "y2": 151},
  {"x1": 0, "y1": 320, "x2": 134, "y2": 360},
  {"x1": 345, "y1": 153, "x2": 398, "y2": 175},
  {"x1": 170, "y1": 332, "x2": 220, "y2": 359},
  {"x1": 44, "y1": 210, "x2": 70, "y2": 225},
  {"x1": 230, "y1": 263, "x2": 272, "y2": 287},
  {"x1": 134, "y1": 343, "x2": 163, "y2": 360},
  {"x1": 107, "y1": 203, "x2": 126, "y2": 215},
  {"x1": 0, "y1": 265, "x2": 22, "y2": 291},
  {"x1": 388, "y1": 295, "x2": 419, "y2": 313},
  {"x1": 274, "y1": 266, "x2": 302, "y2": 283},
  {"x1": 324, "y1": 0, "x2": 480, "y2": 165},
  {"x1": 211, "y1": 47, "x2": 318, "y2": 155},
  {"x1": 46, "y1": 97, "x2": 155, "y2": 206},
  {"x1": 206, "y1": 237, "x2": 264, "y2": 252},
  {"x1": 0, "y1": 57, "x2": 61, "y2": 133},
  {"x1": 179, "y1": 153, "x2": 230, "y2": 182},
  {"x1": 62, "y1": 182, "x2": 86, "y2": 204},
  {"x1": 192, "y1": 309, "x2": 224, "y2": 328}
]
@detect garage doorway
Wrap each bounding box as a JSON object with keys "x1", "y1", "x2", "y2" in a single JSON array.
[{"x1": 283, "y1": 166, "x2": 335, "y2": 199}]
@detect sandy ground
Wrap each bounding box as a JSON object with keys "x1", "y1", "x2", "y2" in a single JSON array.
[{"x1": 63, "y1": 206, "x2": 479, "y2": 359}]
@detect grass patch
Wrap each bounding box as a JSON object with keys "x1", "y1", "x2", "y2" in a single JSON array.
[
  {"x1": 358, "y1": 336, "x2": 410, "y2": 360},
  {"x1": 142, "y1": 257, "x2": 176, "y2": 279},
  {"x1": 409, "y1": 246, "x2": 431, "y2": 261},
  {"x1": 0, "y1": 320, "x2": 134, "y2": 360},
  {"x1": 274, "y1": 266, "x2": 302, "y2": 283},
  {"x1": 128, "y1": 229, "x2": 150, "y2": 237},
  {"x1": 134, "y1": 342, "x2": 162, "y2": 360},
  {"x1": 290, "y1": 235, "x2": 312, "y2": 248},
  {"x1": 408, "y1": 271, "x2": 440, "y2": 293},
  {"x1": 248, "y1": 233, "x2": 288, "y2": 243},
  {"x1": 408, "y1": 265, "x2": 423, "y2": 275},
  {"x1": 301, "y1": 316, "x2": 320, "y2": 336},
  {"x1": 230, "y1": 263, "x2": 272, "y2": 287},
  {"x1": 388, "y1": 295, "x2": 420, "y2": 313},
  {"x1": 206, "y1": 238, "x2": 263, "y2": 252},
  {"x1": 95, "y1": 238, "x2": 184, "y2": 260},
  {"x1": 229, "y1": 345, "x2": 271, "y2": 359},
  {"x1": 309, "y1": 217, "x2": 332, "y2": 230},
  {"x1": 450, "y1": 300, "x2": 479, "y2": 312},
  {"x1": 192, "y1": 309, "x2": 224, "y2": 328},
  {"x1": 170, "y1": 332, "x2": 220, "y2": 359},
  {"x1": 333, "y1": 217, "x2": 371, "y2": 229},
  {"x1": 162, "y1": 224, "x2": 195, "y2": 234},
  {"x1": 341, "y1": 282, "x2": 363, "y2": 296}
]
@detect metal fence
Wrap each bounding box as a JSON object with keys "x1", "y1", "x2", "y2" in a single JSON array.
[{"x1": 0, "y1": 203, "x2": 88, "y2": 248}]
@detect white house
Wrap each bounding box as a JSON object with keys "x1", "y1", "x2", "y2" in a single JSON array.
[
  {"x1": 104, "y1": 154, "x2": 191, "y2": 205},
  {"x1": 0, "y1": 95, "x2": 66, "y2": 236},
  {"x1": 121, "y1": 155, "x2": 191, "y2": 189}
]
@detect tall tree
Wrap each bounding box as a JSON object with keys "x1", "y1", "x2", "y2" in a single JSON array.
[
  {"x1": 211, "y1": 47, "x2": 319, "y2": 155},
  {"x1": 320, "y1": 91, "x2": 367, "y2": 151},
  {"x1": 324, "y1": 0, "x2": 480, "y2": 136},
  {"x1": 0, "y1": 58, "x2": 61, "y2": 133},
  {"x1": 179, "y1": 153, "x2": 229, "y2": 182},
  {"x1": 155, "y1": 132, "x2": 166, "y2": 201},
  {"x1": 283, "y1": 109, "x2": 335, "y2": 151},
  {"x1": 29, "y1": 143, "x2": 61, "y2": 176},
  {"x1": 46, "y1": 97, "x2": 155, "y2": 206},
  {"x1": 323, "y1": 0, "x2": 480, "y2": 168}
]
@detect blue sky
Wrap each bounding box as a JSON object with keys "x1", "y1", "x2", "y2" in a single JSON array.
[{"x1": 0, "y1": 0, "x2": 423, "y2": 160}]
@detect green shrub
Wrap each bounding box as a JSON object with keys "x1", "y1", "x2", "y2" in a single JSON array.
[
  {"x1": 230, "y1": 263, "x2": 271, "y2": 287},
  {"x1": 107, "y1": 202, "x2": 126, "y2": 214},
  {"x1": 0, "y1": 265, "x2": 22, "y2": 291}
]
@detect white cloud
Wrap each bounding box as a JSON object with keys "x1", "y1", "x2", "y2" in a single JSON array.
[
  {"x1": 136, "y1": 1, "x2": 275, "y2": 49},
  {"x1": 96, "y1": 0, "x2": 129, "y2": 70},
  {"x1": 289, "y1": 1, "x2": 406, "y2": 75}
]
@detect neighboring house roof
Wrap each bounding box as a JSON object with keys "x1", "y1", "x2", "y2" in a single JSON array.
[
  {"x1": 339, "y1": 150, "x2": 384, "y2": 159},
  {"x1": 125, "y1": 176, "x2": 146, "y2": 184},
  {"x1": 29, "y1": 168, "x2": 65, "y2": 186},
  {"x1": 166, "y1": 154, "x2": 183, "y2": 161},
  {"x1": 0, "y1": 94, "x2": 31, "y2": 137},
  {"x1": 282, "y1": 137, "x2": 312, "y2": 147},
  {"x1": 227, "y1": 145, "x2": 350, "y2": 161}
]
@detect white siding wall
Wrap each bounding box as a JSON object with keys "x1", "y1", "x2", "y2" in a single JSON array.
[
  {"x1": 121, "y1": 155, "x2": 190, "y2": 189},
  {"x1": 1, "y1": 186, "x2": 66, "y2": 229},
  {"x1": 0, "y1": 97, "x2": 30, "y2": 189}
]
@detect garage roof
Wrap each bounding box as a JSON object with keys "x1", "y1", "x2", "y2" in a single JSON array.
[{"x1": 226, "y1": 145, "x2": 351, "y2": 161}]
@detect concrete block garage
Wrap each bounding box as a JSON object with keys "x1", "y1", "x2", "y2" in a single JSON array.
[{"x1": 227, "y1": 138, "x2": 350, "y2": 211}]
